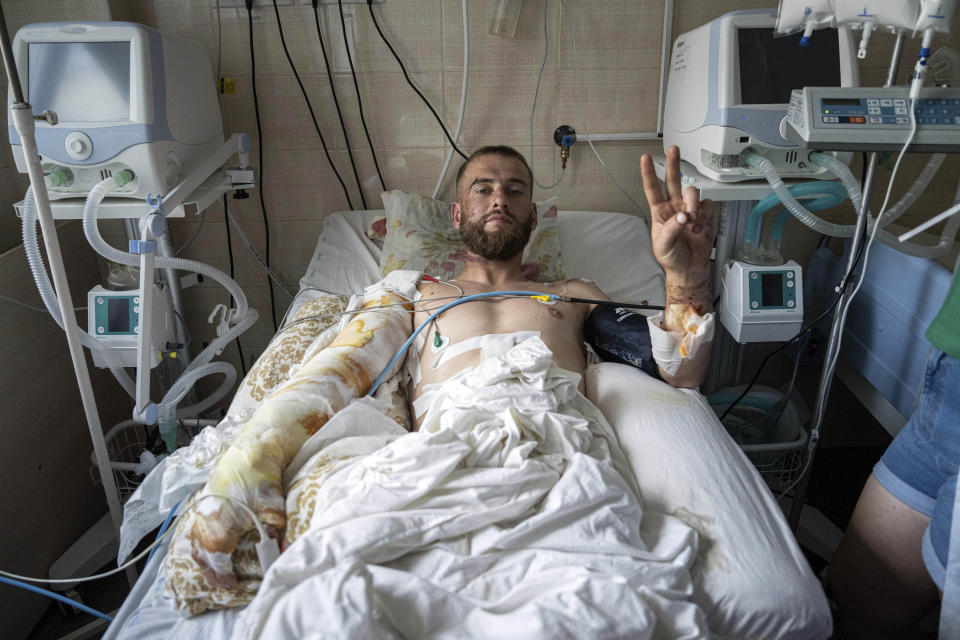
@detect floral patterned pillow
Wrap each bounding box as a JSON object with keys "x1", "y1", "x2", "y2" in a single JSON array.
[{"x1": 378, "y1": 190, "x2": 565, "y2": 282}]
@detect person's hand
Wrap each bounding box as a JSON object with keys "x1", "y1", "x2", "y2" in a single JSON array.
[{"x1": 640, "y1": 146, "x2": 715, "y2": 282}]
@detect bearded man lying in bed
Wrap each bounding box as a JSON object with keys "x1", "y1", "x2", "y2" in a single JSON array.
[{"x1": 178, "y1": 144, "x2": 717, "y2": 602}]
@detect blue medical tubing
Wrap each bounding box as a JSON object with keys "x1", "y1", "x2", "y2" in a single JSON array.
[
  {"x1": 147, "y1": 501, "x2": 181, "y2": 564},
  {"x1": 769, "y1": 181, "x2": 847, "y2": 247},
  {"x1": 367, "y1": 291, "x2": 559, "y2": 396},
  {"x1": 745, "y1": 181, "x2": 848, "y2": 246},
  {"x1": 0, "y1": 576, "x2": 113, "y2": 622}
]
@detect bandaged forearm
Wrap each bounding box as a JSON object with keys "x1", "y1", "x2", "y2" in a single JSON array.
[
  {"x1": 186, "y1": 272, "x2": 417, "y2": 585},
  {"x1": 647, "y1": 305, "x2": 715, "y2": 376}
]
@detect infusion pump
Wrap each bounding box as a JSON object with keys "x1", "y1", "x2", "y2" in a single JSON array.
[{"x1": 720, "y1": 260, "x2": 804, "y2": 343}]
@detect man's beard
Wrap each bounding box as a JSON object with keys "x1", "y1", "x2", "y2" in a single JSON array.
[{"x1": 459, "y1": 212, "x2": 533, "y2": 261}]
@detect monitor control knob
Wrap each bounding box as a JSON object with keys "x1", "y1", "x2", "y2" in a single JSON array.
[{"x1": 65, "y1": 132, "x2": 93, "y2": 161}]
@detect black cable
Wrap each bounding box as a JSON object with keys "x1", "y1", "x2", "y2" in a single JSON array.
[
  {"x1": 560, "y1": 297, "x2": 664, "y2": 311},
  {"x1": 309, "y1": 0, "x2": 368, "y2": 207},
  {"x1": 247, "y1": 2, "x2": 279, "y2": 331},
  {"x1": 336, "y1": 0, "x2": 386, "y2": 192},
  {"x1": 223, "y1": 195, "x2": 247, "y2": 377},
  {"x1": 366, "y1": 0, "x2": 468, "y2": 160},
  {"x1": 269, "y1": 0, "x2": 355, "y2": 210}
]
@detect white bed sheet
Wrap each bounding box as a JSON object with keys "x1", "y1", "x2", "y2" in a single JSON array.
[{"x1": 106, "y1": 210, "x2": 830, "y2": 640}]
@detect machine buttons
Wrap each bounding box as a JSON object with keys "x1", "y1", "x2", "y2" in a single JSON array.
[
  {"x1": 893, "y1": 98, "x2": 907, "y2": 106},
  {"x1": 868, "y1": 106, "x2": 881, "y2": 115},
  {"x1": 895, "y1": 107, "x2": 908, "y2": 115},
  {"x1": 880, "y1": 99, "x2": 893, "y2": 107},
  {"x1": 867, "y1": 99, "x2": 880, "y2": 106},
  {"x1": 786, "y1": 272, "x2": 794, "y2": 279},
  {"x1": 787, "y1": 300, "x2": 795, "y2": 308},
  {"x1": 64, "y1": 131, "x2": 93, "y2": 161},
  {"x1": 869, "y1": 117, "x2": 882, "y2": 124},
  {"x1": 97, "y1": 326, "x2": 105, "y2": 334},
  {"x1": 751, "y1": 301, "x2": 759, "y2": 309},
  {"x1": 822, "y1": 116, "x2": 839, "y2": 123},
  {"x1": 787, "y1": 280, "x2": 794, "y2": 287}
]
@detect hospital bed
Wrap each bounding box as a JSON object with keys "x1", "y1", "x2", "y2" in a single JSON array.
[{"x1": 104, "y1": 196, "x2": 831, "y2": 639}]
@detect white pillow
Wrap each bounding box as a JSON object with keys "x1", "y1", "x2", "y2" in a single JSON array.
[{"x1": 378, "y1": 190, "x2": 565, "y2": 282}]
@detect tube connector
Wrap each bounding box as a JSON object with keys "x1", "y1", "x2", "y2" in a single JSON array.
[{"x1": 114, "y1": 169, "x2": 135, "y2": 188}]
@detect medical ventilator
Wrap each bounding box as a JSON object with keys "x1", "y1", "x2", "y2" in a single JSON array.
[
  {"x1": 662, "y1": 9, "x2": 858, "y2": 182},
  {"x1": 7, "y1": 22, "x2": 224, "y2": 201}
]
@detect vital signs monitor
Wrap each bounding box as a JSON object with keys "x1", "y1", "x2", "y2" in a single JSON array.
[
  {"x1": 7, "y1": 22, "x2": 223, "y2": 200},
  {"x1": 662, "y1": 9, "x2": 859, "y2": 182}
]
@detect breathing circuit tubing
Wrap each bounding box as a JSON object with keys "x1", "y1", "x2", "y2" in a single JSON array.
[
  {"x1": 75, "y1": 173, "x2": 258, "y2": 434},
  {"x1": 367, "y1": 290, "x2": 664, "y2": 396}
]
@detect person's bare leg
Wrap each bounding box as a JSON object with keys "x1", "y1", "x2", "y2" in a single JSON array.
[{"x1": 829, "y1": 473, "x2": 940, "y2": 639}]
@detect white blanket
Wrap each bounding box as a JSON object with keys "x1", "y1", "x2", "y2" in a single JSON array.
[{"x1": 226, "y1": 336, "x2": 708, "y2": 638}]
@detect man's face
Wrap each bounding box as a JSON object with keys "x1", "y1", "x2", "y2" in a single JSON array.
[{"x1": 453, "y1": 154, "x2": 537, "y2": 261}]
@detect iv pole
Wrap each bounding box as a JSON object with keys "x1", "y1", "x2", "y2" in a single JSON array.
[{"x1": 0, "y1": 6, "x2": 132, "y2": 585}]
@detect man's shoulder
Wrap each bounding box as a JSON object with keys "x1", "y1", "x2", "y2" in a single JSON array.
[{"x1": 555, "y1": 277, "x2": 607, "y2": 300}]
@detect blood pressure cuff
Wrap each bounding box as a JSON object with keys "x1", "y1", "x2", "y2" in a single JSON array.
[{"x1": 584, "y1": 305, "x2": 660, "y2": 379}]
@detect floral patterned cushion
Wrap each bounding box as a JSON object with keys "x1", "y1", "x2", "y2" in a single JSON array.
[{"x1": 378, "y1": 190, "x2": 565, "y2": 282}]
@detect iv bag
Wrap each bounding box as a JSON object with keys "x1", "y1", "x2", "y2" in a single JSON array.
[
  {"x1": 776, "y1": 0, "x2": 836, "y2": 45},
  {"x1": 916, "y1": 0, "x2": 957, "y2": 36},
  {"x1": 834, "y1": 0, "x2": 920, "y2": 33},
  {"x1": 834, "y1": 0, "x2": 920, "y2": 58}
]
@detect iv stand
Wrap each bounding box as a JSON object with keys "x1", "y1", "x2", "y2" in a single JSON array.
[
  {"x1": 0, "y1": 8, "x2": 133, "y2": 586},
  {"x1": 788, "y1": 34, "x2": 907, "y2": 532}
]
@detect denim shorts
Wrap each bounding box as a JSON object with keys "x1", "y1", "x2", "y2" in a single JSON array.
[{"x1": 873, "y1": 350, "x2": 960, "y2": 591}]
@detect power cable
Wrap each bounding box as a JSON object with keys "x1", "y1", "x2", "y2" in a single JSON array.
[
  {"x1": 366, "y1": 0, "x2": 468, "y2": 160},
  {"x1": 246, "y1": 1, "x2": 280, "y2": 331},
  {"x1": 268, "y1": 0, "x2": 355, "y2": 210},
  {"x1": 334, "y1": 0, "x2": 386, "y2": 193},
  {"x1": 300, "y1": 0, "x2": 366, "y2": 208}
]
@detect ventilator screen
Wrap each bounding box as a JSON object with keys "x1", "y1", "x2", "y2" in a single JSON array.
[{"x1": 737, "y1": 27, "x2": 840, "y2": 105}]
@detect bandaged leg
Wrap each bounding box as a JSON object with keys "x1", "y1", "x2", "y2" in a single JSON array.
[{"x1": 180, "y1": 272, "x2": 417, "y2": 591}]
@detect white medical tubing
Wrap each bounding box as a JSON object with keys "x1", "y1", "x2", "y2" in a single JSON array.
[
  {"x1": 81, "y1": 176, "x2": 251, "y2": 322},
  {"x1": 812, "y1": 151, "x2": 960, "y2": 257},
  {"x1": 744, "y1": 152, "x2": 855, "y2": 237},
  {"x1": 433, "y1": 0, "x2": 469, "y2": 199},
  {"x1": 747, "y1": 151, "x2": 959, "y2": 258},
  {"x1": 159, "y1": 361, "x2": 237, "y2": 422},
  {"x1": 21, "y1": 187, "x2": 136, "y2": 397}
]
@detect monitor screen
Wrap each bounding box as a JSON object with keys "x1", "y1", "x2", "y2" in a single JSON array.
[
  {"x1": 107, "y1": 297, "x2": 130, "y2": 332},
  {"x1": 761, "y1": 273, "x2": 784, "y2": 307},
  {"x1": 28, "y1": 41, "x2": 131, "y2": 122},
  {"x1": 737, "y1": 28, "x2": 841, "y2": 105}
]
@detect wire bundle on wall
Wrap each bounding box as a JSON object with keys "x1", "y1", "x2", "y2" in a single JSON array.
[
  {"x1": 335, "y1": 0, "x2": 386, "y2": 195},
  {"x1": 245, "y1": 0, "x2": 280, "y2": 331}
]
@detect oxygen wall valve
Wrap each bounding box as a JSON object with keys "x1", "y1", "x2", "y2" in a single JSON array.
[{"x1": 554, "y1": 125, "x2": 576, "y2": 169}]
